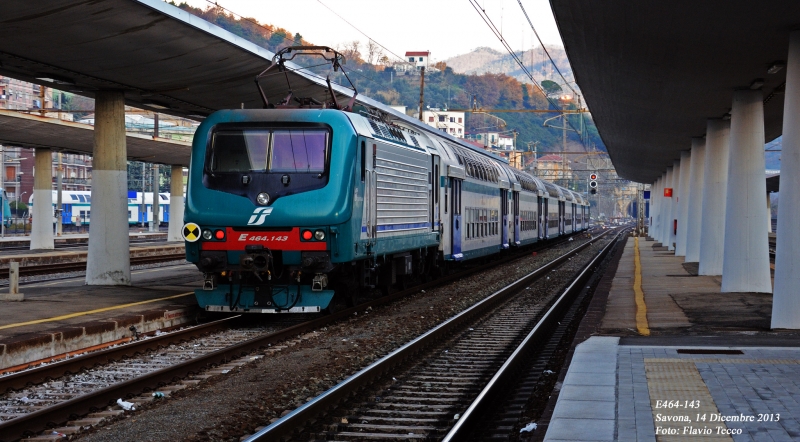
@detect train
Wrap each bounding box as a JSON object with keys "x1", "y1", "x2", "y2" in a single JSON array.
[
  {"x1": 182, "y1": 108, "x2": 589, "y2": 314},
  {"x1": 28, "y1": 190, "x2": 172, "y2": 226}
]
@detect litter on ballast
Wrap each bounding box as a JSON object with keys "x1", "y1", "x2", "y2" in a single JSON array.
[
  {"x1": 520, "y1": 422, "x2": 537, "y2": 433},
  {"x1": 117, "y1": 398, "x2": 136, "y2": 411}
]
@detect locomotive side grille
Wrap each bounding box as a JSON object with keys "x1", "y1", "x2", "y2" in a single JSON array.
[{"x1": 375, "y1": 155, "x2": 429, "y2": 234}]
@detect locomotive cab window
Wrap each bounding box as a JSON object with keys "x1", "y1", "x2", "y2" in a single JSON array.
[
  {"x1": 209, "y1": 129, "x2": 328, "y2": 173},
  {"x1": 204, "y1": 126, "x2": 331, "y2": 205}
]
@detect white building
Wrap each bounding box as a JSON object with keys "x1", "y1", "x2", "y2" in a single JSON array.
[
  {"x1": 422, "y1": 109, "x2": 465, "y2": 138},
  {"x1": 405, "y1": 51, "x2": 430, "y2": 69}
]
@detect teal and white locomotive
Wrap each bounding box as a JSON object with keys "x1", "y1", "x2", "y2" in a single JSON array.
[{"x1": 182, "y1": 47, "x2": 589, "y2": 313}]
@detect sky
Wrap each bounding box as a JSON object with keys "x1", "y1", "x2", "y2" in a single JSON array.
[{"x1": 178, "y1": 0, "x2": 565, "y2": 62}]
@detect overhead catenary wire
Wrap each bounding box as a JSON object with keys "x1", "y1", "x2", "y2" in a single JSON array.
[
  {"x1": 515, "y1": 0, "x2": 577, "y2": 97},
  {"x1": 315, "y1": 0, "x2": 411, "y2": 65},
  {"x1": 200, "y1": 1, "x2": 387, "y2": 94},
  {"x1": 467, "y1": 0, "x2": 583, "y2": 138}
]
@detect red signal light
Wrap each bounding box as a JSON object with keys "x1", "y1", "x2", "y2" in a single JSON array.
[
  {"x1": 590, "y1": 173, "x2": 598, "y2": 180},
  {"x1": 214, "y1": 229, "x2": 225, "y2": 240},
  {"x1": 302, "y1": 230, "x2": 313, "y2": 240}
]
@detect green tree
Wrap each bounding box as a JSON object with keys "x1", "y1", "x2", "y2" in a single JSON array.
[{"x1": 541, "y1": 80, "x2": 562, "y2": 95}]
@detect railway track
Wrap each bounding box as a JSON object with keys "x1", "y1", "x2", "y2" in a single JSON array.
[
  {"x1": 0, "y1": 253, "x2": 187, "y2": 279},
  {"x1": 244, "y1": 229, "x2": 622, "y2": 441},
  {"x1": 0, "y1": 232, "x2": 593, "y2": 441}
]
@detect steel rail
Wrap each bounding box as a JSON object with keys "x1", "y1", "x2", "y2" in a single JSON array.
[
  {"x1": 0, "y1": 233, "x2": 582, "y2": 441},
  {"x1": 244, "y1": 231, "x2": 610, "y2": 442},
  {"x1": 442, "y1": 228, "x2": 625, "y2": 441}
]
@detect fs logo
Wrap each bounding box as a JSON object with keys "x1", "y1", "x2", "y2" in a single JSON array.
[{"x1": 247, "y1": 207, "x2": 274, "y2": 226}]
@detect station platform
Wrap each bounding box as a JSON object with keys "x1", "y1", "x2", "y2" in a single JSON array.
[
  {"x1": 0, "y1": 231, "x2": 177, "y2": 267},
  {"x1": 0, "y1": 233, "x2": 200, "y2": 372},
  {"x1": 542, "y1": 236, "x2": 800, "y2": 442}
]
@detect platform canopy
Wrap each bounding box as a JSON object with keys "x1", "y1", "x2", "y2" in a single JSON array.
[
  {"x1": 0, "y1": 0, "x2": 382, "y2": 121},
  {"x1": 0, "y1": 110, "x2": 191, "y2": 166},
  {"x1": 551, "y1": 1, "x2": 800, "y2": 183}
]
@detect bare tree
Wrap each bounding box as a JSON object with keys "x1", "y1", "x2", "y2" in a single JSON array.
[
  {"x1": 337, "y1": 40, "x2": 362, "y2": 64},
  {"x1": 366, "y1": 40, "x2": 383, "y2": 65}
]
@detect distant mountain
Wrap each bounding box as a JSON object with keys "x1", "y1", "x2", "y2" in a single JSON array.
[{"x1": 444, "y1": 46, "x2": 574, "y2": 91}]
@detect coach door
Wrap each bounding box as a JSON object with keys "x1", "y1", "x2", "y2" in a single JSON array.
[
  {"x1": 451, "y1": 178, "x2": 463, "y2": 260},
  {"x1": 559, "y1": 201, "x2": 566, "y2": 235},
  {"x1": 500, "y1": 189, "x2": 509, "y2": 249},
  {"x1": 513, "y1": 191, "x2": 520, "y2": 245},
  {"x1": 431, "y1": 155, "x2": 440, "y2": 233},
  {"x1": 539, "y1": 197, "x2": 546, "y2": 239}
]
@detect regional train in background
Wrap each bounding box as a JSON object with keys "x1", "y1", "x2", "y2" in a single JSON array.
[
  {"x1": 28, "y1": 191, "x2": 171, "y2": 226},
  {"x1": 181, "y1": 46, "x2": 589, "y2": 314}
]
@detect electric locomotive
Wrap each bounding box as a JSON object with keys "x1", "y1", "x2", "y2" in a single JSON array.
[{"x1": 181, "y1": 46, "x2": 589, "y2": 313}]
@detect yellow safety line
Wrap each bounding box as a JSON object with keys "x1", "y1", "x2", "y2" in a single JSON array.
[
  {"x1": 633, "y1": 237, "x2": 650, "y2": 336},
  {"x1": 0, "y1": 292, "x2": 193, "y2": 331}
]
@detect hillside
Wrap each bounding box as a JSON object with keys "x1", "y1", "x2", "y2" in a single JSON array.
[
  {"x1": 174, "y1": 3, "x2": 605, "y2": 157},
  {"x1": 445, "y1": 46, "x2": 574, "y2": 88}
]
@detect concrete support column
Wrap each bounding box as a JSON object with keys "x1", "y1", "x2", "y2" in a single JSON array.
[
  {"x1": 667, "y1": 160, "x2": 680, "y2": 251},
  {"x1": 651, "y1": 178, "x2": 659, "y2": 239},
  {"x1": 30, "y1": 148, "x2": 54, "y2": 250},
  {"x1": 167, "y1": 165, "x2": 185, "y2": 242},
  {"x1": 86, "y1": 90, "x2": 130, "y2": 285},
  {"x1": 655, "y1": 176, "x2": 663, "y2": 242},
  {"x1": 772, "y1": 30, "x2": 800, "y2": 328},
  {"x1": 721, "y1": 90, "x2": 771, "y2": 293},
  {"x1": 767, "y1": 193, "x2": 773, "y2": 233},
  {"x1": 675, "y1": 151, "x2": 691, "y2": 256},
  {"x1": 698, "y1": 120, "x2": 730, "y2": 275},
  {"x1": 661, "y1": 168, "x2": 673, "y2": 246},
  {"x1": 150, "y1": 164, "x2": 160, "y2": 232},
  {"x1": 685, "y1": 138, "x2": 706, "y2": 262}
]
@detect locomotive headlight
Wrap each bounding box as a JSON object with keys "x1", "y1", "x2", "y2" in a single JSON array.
[
  {"x1": 256, "y1": 192, "x2": 270, "y2": 205},
  {"x1": 202, "y1": 229, "x2": 213, "y2": 240},
  {"x1": 314, "y1": 229, "x2": 326, "y2": 241}
]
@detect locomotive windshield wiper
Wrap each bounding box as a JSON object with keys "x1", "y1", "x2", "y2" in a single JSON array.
[{"x1": 255, "y1": 45, "x2": 358, "y2": 111}]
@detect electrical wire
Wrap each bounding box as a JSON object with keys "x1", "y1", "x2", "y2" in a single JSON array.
[
  {"x1": 315, "y1": 0, "x2": 410, "y2": 65},
  {"x1": 516, "y1": 0, "x2": 577, "y2": 97},
  {"x1": 202, "y1": 1, "x2": 300, "y2": 49},
  {"x1": 468, "y1": 0, "x2": 582, "y2": 137}
]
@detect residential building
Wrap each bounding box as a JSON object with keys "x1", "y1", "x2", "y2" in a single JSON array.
[
  {"x1": 405, "y1": 51, "x2": 430, "y2": 70},
  {"x1": 422, "y1": 109, "x2": 465, "y2": 138},
  {"x1": 534, "y1": 154, "x2": 573, "y2": 180}
]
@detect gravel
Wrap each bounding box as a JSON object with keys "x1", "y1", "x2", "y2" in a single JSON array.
[{"x1": 72, "y1": 234, "x2": 607, "y2": 442}]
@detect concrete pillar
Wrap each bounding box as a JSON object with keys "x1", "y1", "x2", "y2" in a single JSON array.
[
  {"x1": 667, "y1": 160, "x2": 680, "y2": 251},
  {"x1": 651, "y1": 178, "x2": 659, "y2": 239},
  {"x1": 675, "y1": 151, "x2": 691, "y2": 256},
  {"x1": 766, "y1": 193, "x2": 773, "y2": 234},
  {"x1": 30, "y1": 148, "x2": 54, "y2": 250},
  {"x1": 721, "y1": 89, "x2": 771, "y2": 293},
  {"x1": 772, "y1": 30, "x2": 800, "y2": 328},
  {"x1": 655, "y1": 176, "x2": 663, "y2": 242},
  {"x1": 167, "y1": 165, "x2": 185, "y2": 242},
  {"x1": 685, "y1": 138, "x2": 706, "y2": 263},
  {"x1": 150, "y1": 164, "x2": 160, "y2": 232},
  {"x1": 661, "y1": 168, "x2": 673, "y2": 246},
  {"x1": 698, "y1": 120, "x2": 730, "y2": 275},
  {"x1": 86, "y1": 90, "x2": 130, "y2": 285}
]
